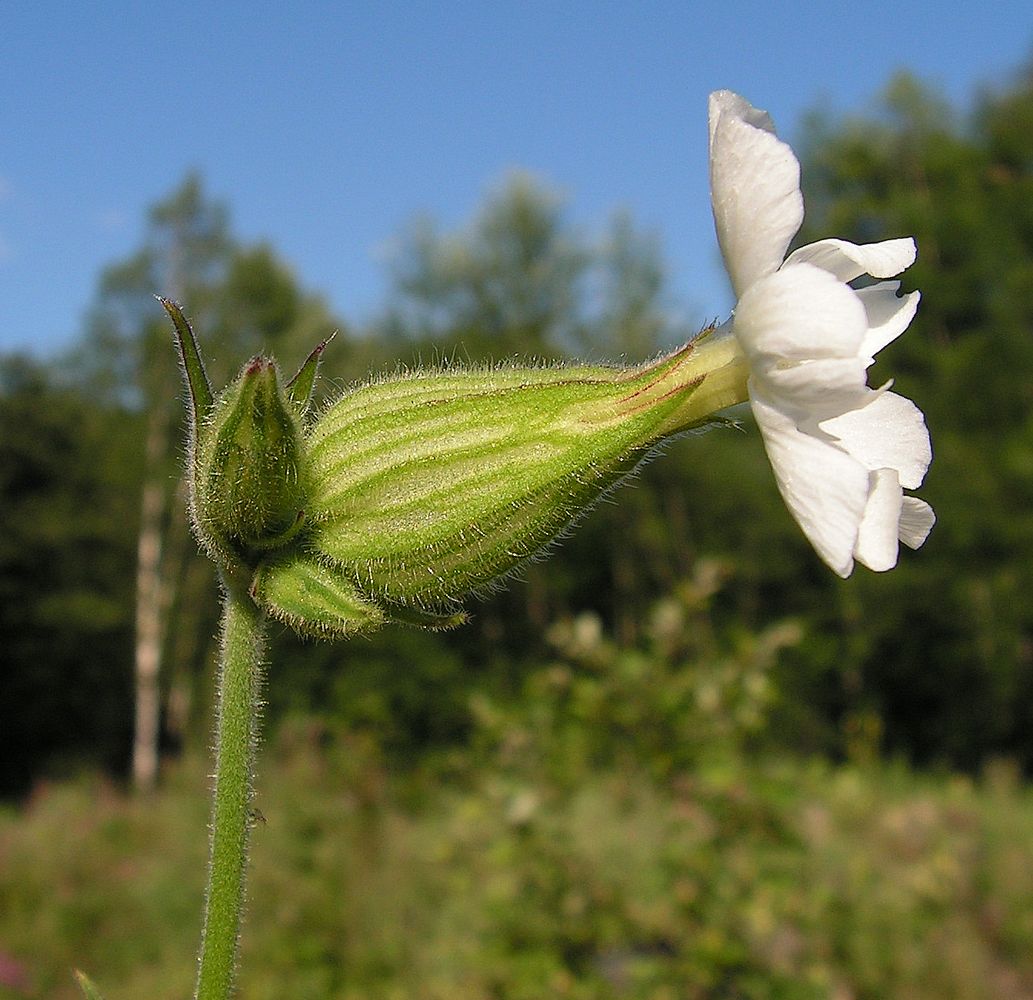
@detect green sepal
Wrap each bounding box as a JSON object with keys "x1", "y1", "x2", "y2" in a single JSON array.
[
  {"x1": 286, "y1": 331, "x2": 336, "y2": 420},
  {"x1": 74, "y1": 970, "x2": 107, "y2": 1000},
  {"x1": 159, "y1": 297, "x2": 213, "y2": 435},
  {"x1": 252, "y1": 554, "x2": 386, "y2": 639},
  {"x1": 303, "y1": 355, "x2": 703, "y2": 610},
  {"x1": 379, "y1": 599, "x2": 469, "y2": 631}
]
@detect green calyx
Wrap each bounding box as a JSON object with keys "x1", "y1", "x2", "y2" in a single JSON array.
[{"x1": 167, "y1": 301, "x2": 749, "y2": 639}]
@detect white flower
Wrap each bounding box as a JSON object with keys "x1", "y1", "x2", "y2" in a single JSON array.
[{"x1": 708, "y1": 90, "x2": 935, "y2": 577}]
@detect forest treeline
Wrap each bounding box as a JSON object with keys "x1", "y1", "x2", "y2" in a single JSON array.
[{"x1": 2, "y1": 66, "x2": 1032, "y2": 797}]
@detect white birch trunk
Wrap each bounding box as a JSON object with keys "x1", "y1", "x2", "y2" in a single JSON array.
[{"x1": 131, "y1": 413, "x2": 168, "y2": 792}]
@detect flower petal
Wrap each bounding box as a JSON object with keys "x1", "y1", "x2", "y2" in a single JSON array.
[
  {"x1": 750, "y1": 388, "x2": 869, "y2": 578},
  {"x1": 855, "y1": 283, "x2": 920, "y2": 361},
  {"x1": 820, "y1": 390, "x2": 932, "y2": 489},
  {"x1": 784, "y1": 237, "x2": 917, "y2": 283},
  {"x1": 733, "y1": 263, "x2": 868, "y2": 363},
  {"x1": 853, "y1": 469, "x2": 902, "y2": 572},
  {"x1": 708, "y1": 91, "x2": 804, "y2": 297},
  {"x1": 708, "y1": 89, "x2": 777, "y2": 147},
  {"x1": 899, "y1": 497, "x2": 935, "y2": 549},
  {"x1": 757, "y1": 356, "x2": 869, "y2": 426}
]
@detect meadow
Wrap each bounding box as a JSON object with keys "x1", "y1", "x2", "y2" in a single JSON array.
[{"x1": 4, "y1": 628, "x2": 1032, "y2": 999}]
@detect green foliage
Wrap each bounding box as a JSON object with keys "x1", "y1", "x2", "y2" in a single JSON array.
[
  {"x1": 468, "y1": 561, "x2": 796, "y2": 787},
  {"x1": 1, "y1": 591, "x2": 1031, "y2": 998},
  {"x1": 0, "y1": 357, "x2": 140, "y2": 795}
]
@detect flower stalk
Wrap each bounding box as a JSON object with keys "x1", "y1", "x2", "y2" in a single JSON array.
[{"x1": 194, "y1": 588, "x2": 267, "y2": 1000}]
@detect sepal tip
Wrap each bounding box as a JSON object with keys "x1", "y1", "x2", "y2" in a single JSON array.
[
  {"x1": 158, "y1": 297, "x2": 213, "y2": 429},
  {"x1": 287, "y1": 330, "x2": 337, "y2": 420}
]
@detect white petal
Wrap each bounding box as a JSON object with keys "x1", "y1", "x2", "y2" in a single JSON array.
[
  {"x1": 784, "y1": 237, "x2": 917, "y2": 282},
  {"x1": 820, "y1": 391, "x2": 932, "y2": 489},
  {"x1": 709, "y1": 92, "x2": 803, "y2": 297},
  {"x1": 756, "y1": 356, "x2": 869, "y2": 426},
  {"x1": 708, "y1": 90, "x2": 777, "y2": 146},
  {"x1": 899, "y1": 497, "x2": 935, "y2": 549},
  {"x1": 856, "y1": 284, "x2": 920, "y2": 361},
  {"x1": 853, "y1": 469, "x2": 902, "y2": 572},
  {"x1": 733, "y1": 264, "x2": 867, "y2": 362},
  {"x1": 750, "y1": 389, "x2": 869, "y2": 578}
]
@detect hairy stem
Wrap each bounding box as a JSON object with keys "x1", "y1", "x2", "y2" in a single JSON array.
[{"x1": 194, "y1": 588, "x2": 267, "y2": 1000}]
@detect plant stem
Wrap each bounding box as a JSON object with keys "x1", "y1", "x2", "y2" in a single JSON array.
[{"x1": 194, "y1": 587, "x2": 267, "y2": 1000}]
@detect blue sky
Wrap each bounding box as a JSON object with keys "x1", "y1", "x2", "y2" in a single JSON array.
[{"x1": 2, "y1": 2, "x2": 1031, "y2": 356}]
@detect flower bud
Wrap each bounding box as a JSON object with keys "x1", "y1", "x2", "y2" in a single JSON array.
[{"x1": 194, "y1": 356, "x2": 307, "y2": 563}]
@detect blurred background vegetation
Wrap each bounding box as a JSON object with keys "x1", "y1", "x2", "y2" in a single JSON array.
[{"x1": 2, "y1": 65, "x2": 1033, "y2": 998}]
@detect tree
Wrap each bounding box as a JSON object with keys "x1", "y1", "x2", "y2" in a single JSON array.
[
  {"x1": 375, "y1": 172, "x2": 681, "y2": 362},
  {"x1": 0, "y1": 357, "x2": 140, "y2": 795}
]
